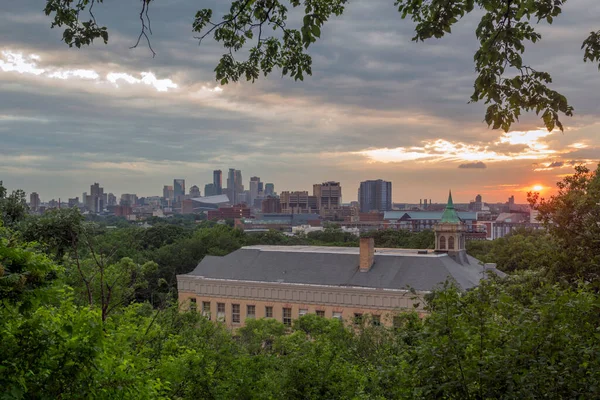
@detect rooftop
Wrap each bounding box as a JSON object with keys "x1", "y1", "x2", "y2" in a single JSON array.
[{"x1": 181, "y1": 245, "x2": 504, "y2": 292}]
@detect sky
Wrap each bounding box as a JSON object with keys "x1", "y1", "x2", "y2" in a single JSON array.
[{"x1": 1, "y1": 0, "x2": 598, "y2": 204}]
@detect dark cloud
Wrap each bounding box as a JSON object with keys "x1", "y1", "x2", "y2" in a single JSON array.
[
  {"x1": 458, "y1": 162, "x2": 487, "y2": 169},
  {"x1": 548, "y1": 161, "x2": 565, "y2": 168}
]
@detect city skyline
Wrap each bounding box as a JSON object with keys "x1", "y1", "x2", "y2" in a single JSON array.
[{"x1": 1, "y1": 1, "x2": 598, "y2": 203}]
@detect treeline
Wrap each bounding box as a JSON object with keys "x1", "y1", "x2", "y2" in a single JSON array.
[{"x1": 1, "y1": 164, "x2": 599, "y2": 399}]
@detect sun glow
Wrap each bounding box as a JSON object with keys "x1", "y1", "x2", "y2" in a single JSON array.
[{"x1": 532, "y1": 185, "x2": 544, "y2": 191}]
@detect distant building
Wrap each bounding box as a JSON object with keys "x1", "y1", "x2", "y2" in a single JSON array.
[
  {"x1": 120, "y1": 193, "x2": 138, "y2": 207},
  {"x1": 107, "y1": 193, "x2": 117, "y2": 206},
  {"x1": 204, "y1": 183, "x2": 216, "y2": 197},
  {"x1": 313, "y1": 181, "x2": 342, "y2": 217},
  {"x1": 264, "y1": 183, "x2": 275, "y2": 196},
  {"x1": 114, "y1": 205, "x2": 133, "y2": 217},
  {"x1": 67, "y1": 197, "x2": 79, "y2": 208},
  {"x1": 261, "y1": 196, "x2": 281, "y2": 213},
  {"x1": 189, "y1": 185, "x2": 201, "y2": 198},
  {"x1": 249, "y1": 176, "x2": 261, "y2": 207},
  {"x1": 213, "y1": 170, "x2": 223, "y2": 195},
  {"x1": 29, "y1": 192, "x2": 40, "y2": 211},
  {"x1": 177, "y1": 191, "x2": 504, "y2": 328},
  {"x1": 358, "y1": 180, "x2": 392, "y2": 213},
  {"x1": 383, "y1": 209, "x2": 478, "y2": 232},
  {"x1": 207, "y1": 205, "x2": 251, "y2": 220},
  {"x1": 163, "y1": 185, "x2": 174, "y2": 201},
  {"x1": 174, "y1": 179, "x2": 185, "y2": 201},
  {"x1": 280, "y1": 191, "x2": 317, "y2": 214},
  {"x1": 87, "y1": 183, "x2": 104, "y2": 213}
]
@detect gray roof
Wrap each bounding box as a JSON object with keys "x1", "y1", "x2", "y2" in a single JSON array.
[{"x1": 184, "y1": 245, "x2": 504, "y2": 292}]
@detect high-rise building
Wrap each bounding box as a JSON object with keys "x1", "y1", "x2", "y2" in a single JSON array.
[
  {"x1": 261, "y1": 196, "x2": 281, "y2": 213},
  {"x1": 226, "y1": 169, "x2": 244, "y2": 204},
  {"x1": 264, "y1": 183, "x2": 275, "y2": 196},
  {"x1": 174, "y1": 179, "x2": 185, "y2": 201},
  {"x1": 189, "y1": 185, "x2": 201, "y2": 198},
  {"x1": 82, "y1": 192, "x2": 87, "y2": 208},
  {"x1": 213, "y1": 170, "x2": 223, "y2": 195},
  {"x1": 358, "y1": 180, "x2": 392, "y2": 213},
  {"x1": 29, "y1": 192, "x2": 40, "y2": 211},
  {"x1": 280, "y1": 191, "x2": 317, "y2": 214},
  {"x1": 249, "y1": 176, "x2": 261, "y2": 207},
  {"x1": 107, "y1": 193, "x2": 117, "y2": 206},
  {"x1": 68, "y1": 197, "x2": 79, "y2": 208},
  {"x1": 258, "y1": 181, "x2": 264, "y2": 195},
  {"x1": 475, "y1": 194, "x2": 482, "y2": 203},
  {"x1": 163, "y1": 185, "x2": 174, "y2": 200},
  {"x1": 204, "y1": 183, "x2": 216, "y2": 197},
  {"x1": 87, "y1": 183, "x2": 104, "y2": 213},
  {"x1": 313, "y1": 181, "x2": 342, "y2": 216},
  {"x1": 120, "y1": 193, "x2": 138, "y2": 206}
]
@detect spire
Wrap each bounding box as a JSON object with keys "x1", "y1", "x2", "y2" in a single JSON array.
[{"x1": 440, "y1": 190, "x2": 461, "y2": 223}]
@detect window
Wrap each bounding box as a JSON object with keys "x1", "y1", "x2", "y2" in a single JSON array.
[
  {"x1": 265, "y1": 306, "x2": 273, "y2": 318},
  {"x1": 439, "y1": 236, "x2": 446, "y2": 250},
  {"x1": 372, "y1": 315, "x2": 381, "y2": 326},
  {"x1": 189, "y1": 297, "x2": 197, "y2": 311},
  {"x1": 217, "y1": 302, "x2": 226, "y2": 322},
  {"x1": 316, "y1": 310, "x2": 325, "y2": 317},
  {"x1": 299, "y1": 309, "x2": 308, "y2": 317},
  {"x1": 232, "y1": 304, "x2": 241, "y2": 323},
  {"x1": 354, "y1": 313, "x2": 363, "y2": 325},
  {"x1": 282, "y1": 307, "x2": 292, "y2": 326},
  {"x1": 202, "y1": 301, "x2": 211, "y2": 320},
  {"x1": 448, "y1": 236, "x2": 455, "y2": 250},
  {"x1": 332, "y1": 311, "x2": 343, "y2": 320},
  {"x1": 247, "y1": 305, "x2": 256, "y2": 319}
]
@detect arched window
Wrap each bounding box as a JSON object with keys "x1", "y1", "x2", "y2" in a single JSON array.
[
  {"x1": 448, "y1": 236, "x2": 455, "y2": 250},
  {"x1": 439, "y1": 236, "x2": 446, "y2": 250}
]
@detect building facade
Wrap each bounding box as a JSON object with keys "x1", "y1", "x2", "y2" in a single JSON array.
[
  {"x1": 173, "y1": 179, "x2": 185, "y2": 202},
  {"x1": 359, "y1": 179, "x2": 392, "y2": 213},
  {"x1": 178, "y1": 193, "x2": 503, "y2": 328},
  {"x1": 29, "y1": 192, "x2": 40, "y2": 211},
  {"x1": 213, "y1": 170, "x2": 223, "y2": 195}
]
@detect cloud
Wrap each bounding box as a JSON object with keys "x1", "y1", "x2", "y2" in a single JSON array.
[
  {"x1": 458, "y1": 161, "x2": 487, "y2": 169},
  {"x1": 548, "y1": 161, "x2": 564, "y2": 168}
]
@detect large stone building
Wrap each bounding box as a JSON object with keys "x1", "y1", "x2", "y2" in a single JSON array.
[{"x1": 177, "y1": 192, "x2": 502, "y2": 327}]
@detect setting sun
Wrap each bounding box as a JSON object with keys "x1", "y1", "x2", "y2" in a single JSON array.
[{"x1": 532, "y1": 185, "x2": 544, "y2": 191}]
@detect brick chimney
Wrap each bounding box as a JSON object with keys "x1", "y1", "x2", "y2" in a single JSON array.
[{"x1": 359, "y1": 237, "x2": 375, "y2": 272}]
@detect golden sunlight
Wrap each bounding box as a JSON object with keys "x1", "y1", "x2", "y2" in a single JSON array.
[{"x1": 532, "y1": 184, "x2": 544, "y2": 191}]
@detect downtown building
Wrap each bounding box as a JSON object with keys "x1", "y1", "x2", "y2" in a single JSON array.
[
  {"x1": 358, "y1": 179, "x2": 392, "y2": 213},
  {"x1": 177, "y1": 192, "x2": 503, "y2": 328}
]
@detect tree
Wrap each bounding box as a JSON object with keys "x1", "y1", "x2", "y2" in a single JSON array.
[
  {"x1": 0, "y1": 181, "x2": 29, "y2": 227},
  {"x1": 528, "y1": 163, "x2": 600, "y2": 284},
  {"x1": 44, "y1": 1, "x2": 599, "y2": 132}
]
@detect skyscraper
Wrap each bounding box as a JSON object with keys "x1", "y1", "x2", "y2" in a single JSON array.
[
  {"x1": 174, "y1": 179, "x2": 185, "y2": 202},
  {"x1": 213, "y1": 170, "x2": 223, "y2": 195},
  {"x1": 30, "y1": 192, "x2": 40, "y2": 211},
  {"x1": 87, "y1": 182, "x2": 104, "y2": 213},
  {"x1": 226, "y1": 169, "x2": 244, "y2": 204},
  {"x1": 249, "y1": 176, "x2": 261, "y2": 206},
  {"x1": 107, "y1": 193, "x2": 117, "y2": 206},
  {"x1": 204, "y1": 183, "x2": 216, "y2": 197},
  {"x1": 313, "y1": 181, "x2": 342, "y2": 216},
  {"x1": 264, "y1": 183, "x2": 275, "y2": 196},
  {"x1": 358, "y1": 180, "x2": 392, "y2": 213},
  {"x1": 163, "y1": 185, "x2": 174, "y2": 200}
]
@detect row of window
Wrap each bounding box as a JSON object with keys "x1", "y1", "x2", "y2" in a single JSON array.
[{"x1": 189, "y1": 299, "x2": 387, "y2": 326}]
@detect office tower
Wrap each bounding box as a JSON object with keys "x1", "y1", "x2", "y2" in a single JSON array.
[
  {"x1": 358, "y1": 180, "x2": 392, "y2": 213},
  {"x1": 107, "y1": 193, "x2": 117, "y2": 206},
  {"x1": 261, "y1": 196, "x2": 281, "y2": 213},
  {"x1": 29, "y1": 192, "x2": 40, "y2": 211},
  {"x1": 249, "y1": 176, "x2": 260, "y2": 206},
  {"x1": 82, "y1": 192, "x2": 87, "y2": 207},
  {"x1": 235, "y1": 170, "x2": 243, "y2": 193},
  {"x1": 258, "y1": 181, "x2": 264, "y2": 195},
  {"x1": 88, "y1": 182, "x2": 104, "y2": 213},
  {"x1": 163, "y1": 185, "x2": 174, "y2": 200},
  {"x1": 313, "y1": 181, "x2": 342, "y2": 211},
  {"x1": 213, "y1": 170, "x2": 223, "y2": 195},
  {"x1": 189, "y1": 185, "x2": 201, "y2": 198},
  {"x1": 475, "y1": 194, "x2": 482, "y2": 203},
  {"x1": 68, "y1": 197, "x2": 79, "y2": 208},
  {"x1": 508, "y1": 195, "x2": 515, "y2": 206},
  {"x1": 280, "y1": 191, "x2": 317, "y2": 214},
  {"x1": 173, "y1": 179, "x2": 185, "y2": 201},
  {"x1": 120, "y1": 193, "x2": 138, "y2": 206},
  {"x1": 204, "y1": 183, "x2": 216, "y2": 197},
  {"x1": 264, "y1": 183, "x2": 275, "y2": 196}
]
